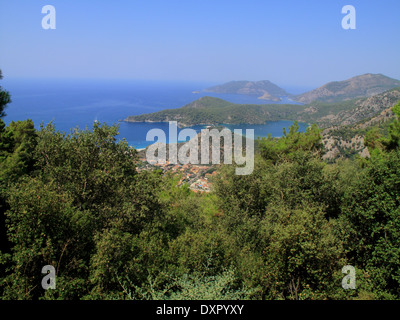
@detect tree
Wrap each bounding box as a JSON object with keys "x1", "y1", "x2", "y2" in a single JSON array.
[
  {"x1": 260, "y1": 203, "x2": 344, "y2": 300},
  {"x1": 1, "y1": 123, "x2": 165, "y2": 299},
  {"x1": 0, "y1": 120, "x2": 37, "y2": 186},
  {"x1": 257, "y1": 122, "x2": 324, "y2": 164},
  {"x1": 0, "y1": 70, "x2": 11, "y2": 118},
  {"x1": 365, "y1": 102, "x2": 400, "y2": 153},
  {"x1": 338, "y1": 103, "x2": 400, "y2": 298},
  {"x1": 381, "y1": 102, "x2": 400, "y2": 151},
  {"x1": 1, "y1": 120, "x2": 37, "y2": 285}
]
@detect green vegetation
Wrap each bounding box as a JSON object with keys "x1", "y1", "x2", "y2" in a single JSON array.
[
  {"x1": 125, "y1": 96, "x2": 305, "y2": 126},
  {"x1": 204, "y1": 80, "x2": 289, "y2": 100},
  {"x1": 0, "y1": 70, "x2": 11, "y2": 118},
  {"x1": 2, "y1": 74, "x2": 400, "y2": 300},
  {"x1": 125, "y1": 88, "x2": 400, "y2": 130}
]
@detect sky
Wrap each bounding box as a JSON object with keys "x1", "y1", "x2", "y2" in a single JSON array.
[{"x1": 0, "y1": 0, "x2": 399, "y2": 88}]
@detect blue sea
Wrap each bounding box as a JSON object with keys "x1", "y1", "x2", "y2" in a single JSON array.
[{"x1": 2, "y1": 78, "x2": 308, "y2": 149}]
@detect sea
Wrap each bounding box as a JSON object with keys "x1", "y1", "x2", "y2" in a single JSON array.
[{"x1": 2, "y1": 78, "x2": 308, "y2": 149}]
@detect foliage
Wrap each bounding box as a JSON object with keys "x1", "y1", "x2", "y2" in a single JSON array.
[
  {"x1": 125, "y1": 89, "x2": 400, "y2": 131},
  {"x1": 257, "y1": 122, "x2": 324, "y2": 164},
  {"x1": 0, "y1": 70, "x2": 12, "y2": 118},
  {"x1": 117, "y1": 268, "x2": 252, "y2": 300},
  {"x1": 1, "y1": 123, "x2": 165, "y2": 299},
  {"x1": 259, "y1": 203, "x2": 344, "y2": 300},
  {"x1": 0, "y1": 120, "x2": 37, "y2": 187},
  {"x1": 2, "y1": 93, "x2": 400, "y2": 300},
  {"x1": 365, "y1": 102, "x2": 400, "y2": 154},
  {"x1": 340, "y1": 148, "x2": 400, "y2": 298},
  {"x1": 126, "y1": 96, "x2": 305, "y2": 126}
]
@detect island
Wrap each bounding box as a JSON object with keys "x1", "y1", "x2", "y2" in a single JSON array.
[{"x1": 204, "y1": 80, "x2": 290, "y2": 101}]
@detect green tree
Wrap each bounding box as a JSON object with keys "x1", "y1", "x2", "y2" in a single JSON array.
[
  {"x1": 213, "y1": 122, "x2": 344, "y2": 299},
  {"x1": 259, "y1": 203, "x2": 344, "y2": 300},
  {"x1": 0, "y1": 120, "x2": 37, "y2": 186},
  {"x1": 119, "y1": 268, "x2": 251, "y2": 300},
  {"x1": 1, "y1": 120, "x2": 37, "y2": 289},
  {"x1": 340, "y1": 149, "x2": 400, "y2": 299},
  {"x1": 0, "y1": 70, "x2": 11, "y2": 118},
  {"x1": 1, "y1": 123, "x2": 165, "y2": 299},
  {"x1": 258, "y1": 122, "x2": 324, "y2": 164},
  {"x1": 381, "y1": 102, "x2": 400, "y2": 151},
  {"x1": 365, "y1": 102, "x2": 400, "y2": 153}
]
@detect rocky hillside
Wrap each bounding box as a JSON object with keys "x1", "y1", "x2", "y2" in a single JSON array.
[
  {"x1": 295, "y1": 74, "x2": 400, "y2": 104},
  {"x1": 204, "y1": 80, "x2": 289, "y2": 101},
  {"x1": 321, "y1": 97, "x2": 400, "y2": 162},
  {"x1": 297, "y1": 88, "x2": 400, "y2": 128}
]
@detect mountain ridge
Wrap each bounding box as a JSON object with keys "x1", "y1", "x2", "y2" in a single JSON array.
[
  {"x1": 204, "y1": 80, "x2": 290, "y2": 101},
  {"x1": 295, "y1": 73, "x2": 400, "y2": 104}
]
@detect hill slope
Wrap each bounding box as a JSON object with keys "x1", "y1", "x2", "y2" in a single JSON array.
[
  {"x1": 204, "y1": 80, "x2": 290, "y2": 101},
  {"x1": 125, "y1": 89, "x2": 400, "y2": 128},
  {"x1": 295, "y1": 74, "x2": 400, "y2": 104},
  {"x1": 297, "y1": 88, "x2": 400, "y2": 127},
  {"x1": 319, "y1": 89, "x2": 400, "y2": 161},
  {"x1": 124, "y1": 96, "x2": 304, "y2": 127}
]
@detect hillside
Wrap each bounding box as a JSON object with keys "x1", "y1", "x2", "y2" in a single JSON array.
[
  {"x1": 297, "y1": 87, "x2": 400, "y2": 127},
  {"x1": 321, "y1": 107, "x2": 397, "y2": 162},
  {"x1": 319, "y1": 89, "x2": 400, "y2": 161},
  {"x1": 125, "y1": 88, "x2": 400, "y2": 129},
  {"x1": 204, "y1": 80, "x2": 289, "y2": 101},
  {"x1": 295, "y1": 74, "x2": 400, "y2": 104},
  {"x1": 124, "y1": 96, "x2": 304, "y2": 127}
]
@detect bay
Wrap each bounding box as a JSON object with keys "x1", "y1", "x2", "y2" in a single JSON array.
[{"x1": 2, "y1": 78, "x2": 308, "y2": 149}]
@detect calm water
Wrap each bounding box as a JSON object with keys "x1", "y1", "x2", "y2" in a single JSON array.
[{"x1": 2, "y1": 78, "x2": 307, "y2": 149}]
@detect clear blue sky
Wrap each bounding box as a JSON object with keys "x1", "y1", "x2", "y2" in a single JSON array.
[{"x1": 0, "y1": 0, "x2": 399, "y2": 88}]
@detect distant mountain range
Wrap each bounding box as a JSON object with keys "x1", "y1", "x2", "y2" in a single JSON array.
[
  {"x1": 124, "y1": 73, "x2": 400, "y2": 129},
  {"x1": 201, "y1": 74, "x2": 400, "y2": 104},
  {"x1": 295, "y1": 73, "x2": 400, "y2": 104},
  {"x1": 204, "y1": 80, "x2": 289, "y2": 101}
]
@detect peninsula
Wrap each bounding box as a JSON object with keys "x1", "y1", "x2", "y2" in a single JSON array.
[{"x1": 124, "y1": 87, "x2": 400, "y2": 129}]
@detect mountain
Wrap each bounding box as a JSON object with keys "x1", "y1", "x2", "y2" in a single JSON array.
[
  {"x1": 204, "y1": 80, "x2": 290, "y2": 101},
  {"x1": 124, "y1": 96, "x2": 303, "y2": 127},
  {"x1": 295, "y1": 74, "x2": 400, "y2": 104},
  {"x1": 296, "y1": 87, "x2": 400, "y2": 127},
  {"x1": 319, "y1": 88, "x2": 400, "y2": 162},
  {"x1": 321, "y1": 104, "x2": 398, "y2": 162}
]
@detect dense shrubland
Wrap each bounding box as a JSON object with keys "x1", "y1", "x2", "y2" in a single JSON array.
[{"x1": 1, "y1": 74, "x2": 400, "y2": 300}]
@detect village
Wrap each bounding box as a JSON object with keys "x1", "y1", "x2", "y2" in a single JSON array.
[{"x1": 136, "y1": 159, "x2": 218, "y2": 193}]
